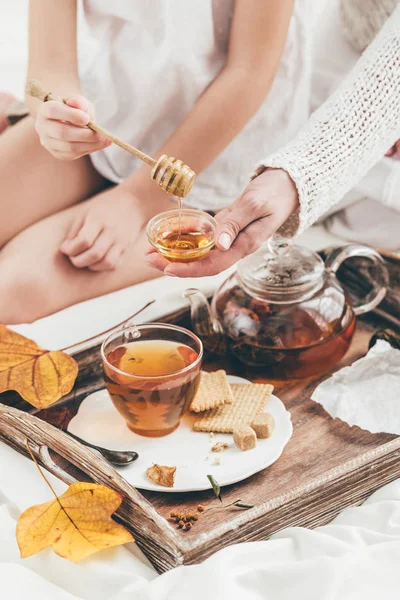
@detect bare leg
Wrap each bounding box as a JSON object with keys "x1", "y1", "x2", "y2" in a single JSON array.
[
  {"x1": 0, "y1": 117, "x2": 106, "y2": 246},
  {"x1": 0, "y1": 190, "x2": 174, "y2": 323}
]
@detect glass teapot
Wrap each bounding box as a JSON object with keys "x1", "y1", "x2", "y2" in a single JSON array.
[{"x1": 183, "y1": 238, "x2": 389, "y2": 379}]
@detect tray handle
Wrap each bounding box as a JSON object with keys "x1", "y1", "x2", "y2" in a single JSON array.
[{"x1": 38, "y1": 444, "x2": 77, "y2": 485}]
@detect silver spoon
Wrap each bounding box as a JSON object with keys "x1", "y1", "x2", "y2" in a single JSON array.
[{"x1": 66, "y1": 431, "x2": 139, "y2": 466}]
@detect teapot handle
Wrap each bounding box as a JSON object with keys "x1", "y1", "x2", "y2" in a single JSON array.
[{"x1": 325, "y1": 244, "x2": 389, "y2": 316}]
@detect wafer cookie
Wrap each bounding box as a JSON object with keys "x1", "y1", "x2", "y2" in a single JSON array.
[
  {"x1": 190, "y1": 370, "x2": 233, "y2": 413},
  {"x1": 193, "y1": 383, "x2": 273, "y2": 433}
]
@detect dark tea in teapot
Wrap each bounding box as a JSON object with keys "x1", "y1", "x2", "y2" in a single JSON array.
[{"x1": 215, "y1": 285, "x2": 356, "y2": 378}]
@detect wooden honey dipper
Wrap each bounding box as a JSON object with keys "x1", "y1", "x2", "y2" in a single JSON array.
[{"x1": 26, "y1": 79, "x2": 196, "y2": 198}]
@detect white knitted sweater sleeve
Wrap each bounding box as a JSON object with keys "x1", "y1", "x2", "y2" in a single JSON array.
[{"x1": 254, "y1": 5, "x2": 400, "y2": 237}]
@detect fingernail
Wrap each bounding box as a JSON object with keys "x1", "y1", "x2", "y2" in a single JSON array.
[
  {"x1": 218, "y1": 232, "x2": 232, "y2": 250},
  {"x1": 81, "y1": 113, "x2": 90, "y2": 125}
]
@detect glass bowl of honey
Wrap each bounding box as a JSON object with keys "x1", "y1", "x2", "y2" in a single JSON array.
[{"x1": 147, "y1": 208, "x2": 217, "y2": 262}]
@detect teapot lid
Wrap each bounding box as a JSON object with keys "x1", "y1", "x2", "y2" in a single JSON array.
[{"x1": 237, "y1": 237, "x2": 325, "y2": 303}]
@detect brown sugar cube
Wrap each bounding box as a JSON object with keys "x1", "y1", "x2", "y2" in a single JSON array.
[
  {"x1": 251, "y1": 413, "x2": 275, "y2": 439},
  {"x1": 233, "y1": 426, "x2": 257, "y2": 451}
]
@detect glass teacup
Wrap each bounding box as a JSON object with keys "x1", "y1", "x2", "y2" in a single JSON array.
[
  {"x1": 101, "y1": 323, "x2": 203, "y2": 437},
  {"x1": 147, "y1": 208, "x2": 216, "y2": 262}
]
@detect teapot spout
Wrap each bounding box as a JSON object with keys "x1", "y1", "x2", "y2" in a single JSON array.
[{"x1": 183, "y1": 288, "x2": 226, "y2": 354}]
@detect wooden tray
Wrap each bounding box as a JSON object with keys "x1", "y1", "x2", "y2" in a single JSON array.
[{"x1": 1, "y1": 254, "x2": 400, "y2": 573}]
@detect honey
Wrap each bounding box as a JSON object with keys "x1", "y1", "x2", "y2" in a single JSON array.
[
  {"x1": 157, "y1": 231, "x2": 212, "y2": 261},
  {"x1": 103, "y1": 340, "x2": 201, "y2": 437},
  {"x1": 147, "y1": 207, "x2": 216, "y2": 262},
  {"x1": 178, "y1": 197, "x2": 183, "y2": 240},
  {"x1": 154, "y1": 197, "x2": 213, "y2": 261}
]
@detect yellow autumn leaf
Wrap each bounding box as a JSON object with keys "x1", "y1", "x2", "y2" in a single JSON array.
[
  {"x1": 0, "y1": 325, "x2": 78, "y2": 408},
  {"x1": 17, "y1": 481, "x2": 134, "y2": 562}
]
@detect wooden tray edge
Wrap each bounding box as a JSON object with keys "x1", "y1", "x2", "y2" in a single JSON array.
[{"x1": 180, "y1": 436, "x2": 400, "y2": 560}]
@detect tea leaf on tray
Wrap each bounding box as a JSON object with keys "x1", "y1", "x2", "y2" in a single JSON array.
[
  {"x1": 0, "y1": 325, "x2": 78, "y2": 408},
  {"x1": 207, "y1": 474, "x2": 222, "y2": 502},
  {"x1": 17, "y1": 441, "x2": 133, "y2": 562},
  {"x1": 234, "y1": 502, "x2": 254, "y2": 509}
]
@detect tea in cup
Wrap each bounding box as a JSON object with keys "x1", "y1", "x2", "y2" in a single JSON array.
[{"x1": 101, "y1": 324, "x2": 202, "y2": 437}]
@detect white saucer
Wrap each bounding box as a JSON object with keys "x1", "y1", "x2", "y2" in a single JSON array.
[{"x1": 68, "y1": 375, "x2": 292, "y2": 493}]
